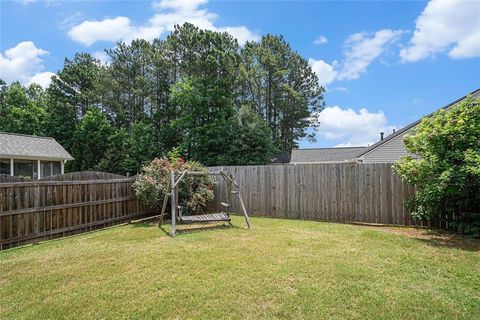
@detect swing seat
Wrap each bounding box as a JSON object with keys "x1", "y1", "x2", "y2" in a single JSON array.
[{"x1": 179, "y1": 212, "x2": 230, "y2": 224}]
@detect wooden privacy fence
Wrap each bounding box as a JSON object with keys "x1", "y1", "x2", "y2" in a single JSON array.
[
  {"x1": 0, "y1": 172, "x2": 153, "y2": 250},
  {"x1": 208, "y1": 163, "x2": 428, "y2": 227}
]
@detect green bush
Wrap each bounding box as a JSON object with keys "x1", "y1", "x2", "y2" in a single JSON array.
[
  {"x1": 394, "y1": 96, "x2": 480, "y2": 235},
  {"x1": 133, "y1": 157, "x2": 214, "y2": 214}
]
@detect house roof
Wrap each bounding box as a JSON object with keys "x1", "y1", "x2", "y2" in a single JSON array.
[
  {"x1": 270, "y1": 152, "x2": 291, "y2": 164},
  {"x1": 290, "y1": 147, "x2": 366, "y2": 163},
  {"x1": 356, "y1": 88, "x2": 480, "y2": 158},
  {"x1": 0, "y1": 132, "x2": 74, "y2": 160}
]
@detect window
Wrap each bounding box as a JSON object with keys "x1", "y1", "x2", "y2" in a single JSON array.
[
  {"x1": 40, "y1": 161, "x2": 62, "y2": 178},
  {"x1": 0, "y1": 158, "x2": 10, "y2": 175},
  {"x1": 14, "y1": 160, "x2": 38, "y2": 179},
  {"x1": 52, "y1": 162, "x2": 61, "y2": 175}
]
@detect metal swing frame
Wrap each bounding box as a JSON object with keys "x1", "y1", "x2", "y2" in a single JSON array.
[{"x1": 159, "y1": 170, "x2": 251, "y2": 237}]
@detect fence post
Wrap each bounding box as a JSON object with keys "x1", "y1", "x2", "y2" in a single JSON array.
[{"x1": 33, "y1": 184, "x2": 40, "y2": 244}]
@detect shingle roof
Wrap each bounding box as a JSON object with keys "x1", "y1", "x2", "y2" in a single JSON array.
[
  {"x1": 356, "y1": 88, "x2": 480, "y2": 158},
  {"x1": 0, "y1": 132, "x2": 74, "y2": 160},
  {"x1": 270, "y1": 152, "x2": 291, "y2": 164},
  {"x1": 290, "y1": 147, "x2": 366, "y2": 163}
]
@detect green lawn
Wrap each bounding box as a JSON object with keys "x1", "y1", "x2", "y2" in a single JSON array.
[{"x1": 1, "y1": 216, "x2": 479, "y2": 319}]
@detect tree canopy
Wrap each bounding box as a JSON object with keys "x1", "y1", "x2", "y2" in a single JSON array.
[
  {"x1": 394, "y1": 96, "x2": 480, "y2": 233},
  {"x1": 0, "y1": 23, "x2": 325, "y2": 173}
]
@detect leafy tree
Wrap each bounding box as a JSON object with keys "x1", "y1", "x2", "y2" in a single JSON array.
[
  {"x1": 105, "y1": 40, "x2": 153, "y2": 132},
  {"x1": 221, "y1": 105, "x2": 274, "y2": 165},
  {"x1": 0, "y1": 82, "x2": 47, "y2": 135},
  {"x1": 238, "y1": 35, "x2": 325, "y2": 151},
  {"x1": 46, "y1": 53, "x2": 104, "y2": 151},
  {"x1": 394, "y1": 97, "x2": 480, "y2": 233},
  {"x1": 171, "y1": 77, "x2": 235, "y2": 165},
  {"x1": 126, "y1": 121, "x2": 161, "y2": 172},
  {"x1": 1, "y1": 24, "x2": 325, "y2": 170},
  {"x1": 70, "y1": 108, "x2": 113, "y2": 171},
  {"x1": 95, "y1": 128, "x2": 132, "y2": 174},
  {"x1": 168, "y1": 23, "x2": 239, "y2": 165},
  {"x1": 48, "y1": 53, "x2": 104, "y2": 118}
]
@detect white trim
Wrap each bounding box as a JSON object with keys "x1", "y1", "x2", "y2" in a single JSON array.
[
  {"x1": 0, "y1": 155, "x2": 71, "y2": 161},
  {"x1": 37, "y1": 160, "x2": 41, "y2": 180},
  {"x1": 61, "y1": 160, "x2": 65, "y2": 174},
  {"x1": 10, "y1": 158, "x2": 14, "y2": 176}
]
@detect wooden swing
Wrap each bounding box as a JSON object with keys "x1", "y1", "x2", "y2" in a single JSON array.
[{"x1": 159, "y1": 170, "x2": 251, "y2": 237}]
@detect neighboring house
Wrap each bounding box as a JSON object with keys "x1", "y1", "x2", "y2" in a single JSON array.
[
  {"x1": 0, "y1": 132, "x2": 74, "y2": 179},
  {"x1": 290, "y1": 147, "x2": 366, "y2": 164},
  {"x1": 356, "y1": 88, "x2": 480, "y2": 163},
  {"x1": 270, "y1": 152, "x2": 291, "y2": 164}
]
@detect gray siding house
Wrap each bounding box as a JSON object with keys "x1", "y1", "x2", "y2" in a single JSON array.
[
  {"x1": 0, "y1": 133, "x2": 73, "y2": 179},
  {"x1": 356, "y1": 88, "x2": 480, "y2": 163},
  {"x1": 356, "y1": 129, "x2": 412, "y2": 163}
]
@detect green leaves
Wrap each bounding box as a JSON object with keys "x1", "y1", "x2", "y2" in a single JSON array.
[
  {"x1": 394, "y1": 96, "x2": 480, "y2": 226},
  {"x1": 133, "y1": 157, "x2": 214, "y2": 214},
  {"x1": 71, "y1": 107, "x2": 113, "y2": 171},
  {"x1": 0, "y1": 82, "x2": 48, "y2": 135},
  {"x1": 2, "y1": 22, "x2": 325, "y2": 172},
  {"x1": 238, "y1": 35, "x2": 325, "y2": 151}
]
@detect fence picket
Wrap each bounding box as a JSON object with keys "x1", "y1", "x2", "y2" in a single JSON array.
[
  {"x1": 209, "y1": 163, "x2": 417, "y2": 226},
  {"x1": 0, "y1": 172, "x2": 153, "y2": 249}
]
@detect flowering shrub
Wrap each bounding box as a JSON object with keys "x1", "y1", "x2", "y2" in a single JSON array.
[{"x1": 133, "y1": 157, "x2": 214, "y2": 214}]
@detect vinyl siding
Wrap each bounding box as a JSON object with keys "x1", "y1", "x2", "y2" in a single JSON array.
[{"x1": 361, "y1": 128, "x2": 413, "y2": 163}]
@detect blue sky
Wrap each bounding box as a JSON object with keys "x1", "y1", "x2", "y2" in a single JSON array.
[{"x1": 1, "y1": 0, "x2": 479, "y2": 147}]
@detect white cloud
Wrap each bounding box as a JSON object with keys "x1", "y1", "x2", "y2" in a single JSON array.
[
  {"x1": 27, "y1": 71, "x2": 55, "y2": 88},
  {"x1": 151, "y1": 0, "x2": 208, "y2": 11},
  {"x1": 314, "y1": 35, "x2": 328, "y2": 45},
  {"x1": 337, "y1": 29, "x2": 404, "y2": 80},
  {"x1": 15, "y1": 0, "x2": 36, "y2": 4},
  {"x1": 68, "y1": 17, "x2": 135, "y2": 46},
  {"x1": 92, "y1": 51, "x2": 110, "y2": 65},
  {"x1": 220, "y1": 26, "x2": 259, "y2": 45},
  {"x1": 58, "y1": 11, "x2": 84, "y2": 31},
  {"x1": 333, "y1": 86, "x2": 348, "y2": 93},
  {"x1": 315, "y1": 106, "x2": 397, "y2": 146},
  {"x1": 308, "y1": 58, "x2": 337, "y2": 87},
  {"x1": 68, "y1": 0, "x2": 259, "y2": 46},
  {"x1": 309, "y1": 29, "x2": 403, "y2": 86},
  {"x1": 0, "y1": 41, "x2": 54, "y2": 88},
  {"x1": 400, "y1": 0, "x2": 480, "y2": 62}
]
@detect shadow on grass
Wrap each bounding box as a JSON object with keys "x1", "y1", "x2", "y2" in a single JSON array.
[
  {"x1": 130, "y1": 222, "x2": 159, "y2": 229},
  {"x1": 372, "y1": 225, "x2": 480, "y2": 252},
  {"x1": 356, "y1": 224, "x2": 480, "y2": 252},
  {"x1": 413, "y1": 230, "x2": 480, "y2": 252},
  {"x1": 157, "y1": 223, "x2": 237, "y2": 237}
]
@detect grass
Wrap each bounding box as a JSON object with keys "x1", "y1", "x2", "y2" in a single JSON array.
[{"x1": 1, "y1": 216, "x2": 479, "y2": 319}]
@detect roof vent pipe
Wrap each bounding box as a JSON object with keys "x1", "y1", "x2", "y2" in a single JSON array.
[
  {"x1": 380, "y1": 132, "x2": 384, "y2": 140},
  {"x1": 393, "y1": 128, "x2": 396, "y2": 133}
]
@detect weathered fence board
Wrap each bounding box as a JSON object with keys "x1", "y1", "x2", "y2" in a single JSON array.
[
  {"x1": 208, "y1": 163, "x2": 427, "y2": 227},
  {"x1": 0, "y1": 172, "x2": 153, "y2": 249}
]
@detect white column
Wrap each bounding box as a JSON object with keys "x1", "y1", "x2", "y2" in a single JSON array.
[
  {"x1": 37, "y1": 160, "x2": 41, "y2": 179},
  {"x1": 61, "y1": 160, "x2": 65, "y2": 174},
  {"x1": 10, "y1": 158, "x2": 14, "y2": 176}
]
